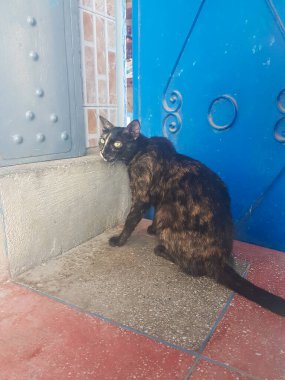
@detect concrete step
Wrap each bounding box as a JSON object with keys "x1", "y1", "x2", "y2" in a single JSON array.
[
  {"x1": 16, "y1": 220, "x2": 248, "y2": 352},
  {"x1": 0, "y1": 151, "x2": 130, "y2": 279}
]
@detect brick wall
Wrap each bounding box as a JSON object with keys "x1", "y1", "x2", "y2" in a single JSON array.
[{"x1": 79, "y1": 0, "x2": 118, "y2": 148}]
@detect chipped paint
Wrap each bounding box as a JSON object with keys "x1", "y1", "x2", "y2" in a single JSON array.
[
  {"x1": 252, "y1": 44, "x2": 257, "y2": 54},
  {"x1": 262, "y1": 57, "x2": 271, "y2": 66},
  {"x1": 270, "y1": 35, "x2": 276, "y2": 46}
]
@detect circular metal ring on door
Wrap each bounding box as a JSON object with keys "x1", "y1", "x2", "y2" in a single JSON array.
[
  {"x1": 274, "y1": 117, "x2": 285, "y2": 143},
  {"x1": 208, "y1": 95, "x2": 238, "y2": 130},
  {"x1": 277, "y1": 89, "x2": 285, "y2": 113}
]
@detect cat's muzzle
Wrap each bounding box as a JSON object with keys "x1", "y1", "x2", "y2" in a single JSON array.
[{"x1": 100, "y1": 151, "x2": 116, "y2": 163}]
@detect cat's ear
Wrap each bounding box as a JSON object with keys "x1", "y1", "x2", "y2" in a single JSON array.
[
  {"x1": 125, "y1": 119, "x2": 141, "y2": 140},
  {"x1": 99, "y1": 116, "x2": 115, "y2": 132}
]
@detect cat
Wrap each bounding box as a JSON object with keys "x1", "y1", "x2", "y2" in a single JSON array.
[{"x1": 99, "y1": 115, "x2": 285, "y2": 317}]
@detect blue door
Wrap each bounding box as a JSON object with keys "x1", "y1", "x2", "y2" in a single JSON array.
[{"x1": 133, "y1": 0, "x2": 285, "y2": 251}]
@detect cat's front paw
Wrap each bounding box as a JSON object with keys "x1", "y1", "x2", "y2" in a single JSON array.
[
  {"x1": 147, "y1": 224, "x2": 156, "y2": 235},
  {"x1": 109, "y1": 235, "x2": 125, "y2": 247}
]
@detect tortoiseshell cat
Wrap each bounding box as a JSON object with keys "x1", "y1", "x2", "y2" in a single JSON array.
[{"x1": 99, "y1": 116, "x2": 285, "y2": 317}]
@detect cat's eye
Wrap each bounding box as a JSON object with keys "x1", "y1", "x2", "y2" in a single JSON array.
[
  {"x1": 100, "y1": 138, "x2": 105, "y2": 144},
  {"x1": 113, "y1": 141, "x2": 123, "y2": 149}
]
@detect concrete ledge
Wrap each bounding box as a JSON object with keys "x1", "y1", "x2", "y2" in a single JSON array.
[
  {"x1": 16, "y1": 219, "x2": 248, "y2": 351},
  {"x1": 0, "y1": 150, "x2": 130, "y2": 277},
  {"x1": 0, "y1": 212, "x2": 10, "y2": 281}
]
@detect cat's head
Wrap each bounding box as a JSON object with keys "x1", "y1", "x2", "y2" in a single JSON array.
[{"x1": 99, "y1": 116, "x2": 141, "y2": 163}]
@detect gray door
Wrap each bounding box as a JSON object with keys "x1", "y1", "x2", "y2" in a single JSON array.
[{"x1": 0, "y1": 0, "x2": 85, "y2": 166}]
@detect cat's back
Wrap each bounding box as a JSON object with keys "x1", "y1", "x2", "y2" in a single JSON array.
[
  {"x1": 128, "y1": 136, "x2": 176, "y2": 175},
  {"x1": 142, "y1": 137, "x2": 219, "y2": 185},
  {"x1": 129, "y1": 136, "x2": 229, "y2": 203}
]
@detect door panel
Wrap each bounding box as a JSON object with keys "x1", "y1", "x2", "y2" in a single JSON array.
[
  {"x1": 0, "y1": 0, "x2": 85, "y2": 166},
  {"x1": 133, "y1": 0, "x2": 285, "y2": 251}
]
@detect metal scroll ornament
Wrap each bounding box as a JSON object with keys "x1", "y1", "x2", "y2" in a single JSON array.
[{"x1": 162, "y1": 90, "x2": 182, "y2": 137}]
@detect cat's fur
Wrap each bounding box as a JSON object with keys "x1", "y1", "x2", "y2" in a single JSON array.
[{"x1": 99, "y1": 116, "x2": 285, "y2": 317}]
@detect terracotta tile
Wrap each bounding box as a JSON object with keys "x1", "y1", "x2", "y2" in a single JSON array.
[
  {"x1": 97, "y1": 108, "x2": 109, "y2": 134},
  {"x1": 87, "y1": 109, "x2": 97, "y2": 134},
  {"x1": 84, "y1": 46, "x2": 96, "y2": 103},
  {"x1": 99, "y1": 108, "x2": 108, "y2": 119},
  {"x1": 0, "y1": 283, "x2": 195, "y2": 380},
  {"x1": 83, "y1": 12, "x2": 94, "y2": 42},
  {"x1": 95, "y1": 0, "x2": 105, "y2": 14},
  {"x1": 127, "y1": 77, "x2": 133, "y2": 112},
  {"x1": 191, "y1": 360, "x2": 253, "y2": 380},
  {"x1": 109, "y1": 108, "x2": 117, "y2": 125},
  {"x1": 98, "y1": 79, "x2": 108, "y2": 104},
  {"x1": 107, "y1": 20, "x2": 116, "y2": 51},
  {"x1": 16, "y1": 221, "x2": 240, "y2": 353},
  {"x1": 96, "y1": 16, "x2": 106, "y2": 75},
  {"x1": 106, "y1": 0, "x2": 115, "y2": 17},
  {"x1": 81, "y1": 0, "x2": 93, "y2": 8},
  {"x1": 203, "y1": 245, "x2": 285, "y2": 380},
  {"x1": 233, "y1": 240, "x2": 285, "y2": 263},
  {"x1": 108, "y1": 51, "x2": 117, "y2": 104},
  {"x1": 233, "y1": 241, "x2": 285, "y2": 298}
]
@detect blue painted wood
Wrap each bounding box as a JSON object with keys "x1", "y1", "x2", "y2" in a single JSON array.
[
  {"x1": 133, "y1": 0, "x2": 285, "y2": 251},
  {"x1": 0, "y1": 0, "x2": 85, "y2": 166}
]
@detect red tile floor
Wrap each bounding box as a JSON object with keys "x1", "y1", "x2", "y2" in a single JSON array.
[{"x1": 0, "y1": 241, "x2": 285, "y2": 380}]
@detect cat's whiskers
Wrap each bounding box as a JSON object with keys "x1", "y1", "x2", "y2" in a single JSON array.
[{"x1": 100, "y1": 152, "x2": 108, "y2": 161}]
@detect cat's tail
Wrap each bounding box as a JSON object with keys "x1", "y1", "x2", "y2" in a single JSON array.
[{"x1": 217, "y1": 263, "x2": 285, "y2": 317}]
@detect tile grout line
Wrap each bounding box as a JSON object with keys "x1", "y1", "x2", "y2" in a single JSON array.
[
  {"x1": 104, "y1": 2, "x2": 111, "y2": 120},
  {"x1": 79, "y1": 6, "x2": 116, "y2": 21},
  {"x1": 182, "y1": 291, "x2": 236, "y2": 380},
  {"x1": 197, "y1": 290, "x2": 237, "y2": 355},
  {"x1": 184, "y1": 263, "x2": 252, "y2": 379},
  {"x1": 12, "y1": 280, "x2": 198, "y2": 357},
  {"x1": 11, "y1": 276, "x2": 260, "y2": 380},
  {"x1": 197, "y1": 262, "x2": 251, "y2": 355},
  {"x1": 12, "y1": 259, "x2": 255, "y2": 380},
  {"x1": 185, "y1": 357, "x2": 260, "y2": 380},
  {"x1": 184, "y1": 356, "x2": 201, "y2": 380},
  {"x1": 83, "y1": 104, "x2": 118, "y2": 108},
  {"x1": 198, "y1": 355, "x2": 261, "y2": 380}
]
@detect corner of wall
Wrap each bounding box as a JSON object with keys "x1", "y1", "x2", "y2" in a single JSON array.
[{"x1": 0, "y1": 199, "x2": 10, "y2": 281}]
